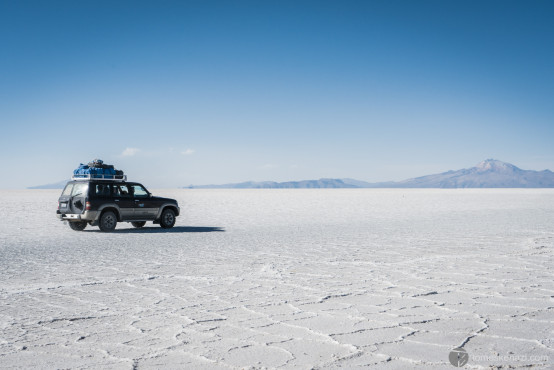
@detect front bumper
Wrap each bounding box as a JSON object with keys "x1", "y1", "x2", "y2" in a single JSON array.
[{"x1": 56, "y1": 210, "x2": 98, "y2": 222}]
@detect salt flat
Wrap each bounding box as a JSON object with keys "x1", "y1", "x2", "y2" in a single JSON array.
[{"x1": 0, "y1": 189, "x2": 553, "y2": 369}]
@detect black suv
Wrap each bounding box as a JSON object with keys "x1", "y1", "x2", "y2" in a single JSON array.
[{"x1": 56, "y1": 179, "x2": 180, "y2": 232}]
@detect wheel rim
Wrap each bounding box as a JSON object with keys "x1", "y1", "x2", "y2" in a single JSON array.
[
  {"x1": 163, "y1": 212, "x2": 174, "y2": 225},
  {"x1": 103, "y1": 215, "x2": 115, "y2": 228}
]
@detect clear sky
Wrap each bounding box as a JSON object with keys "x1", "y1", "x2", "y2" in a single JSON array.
[{"x1": 1, "y1": 0, "x2": 553, "y2": 188}]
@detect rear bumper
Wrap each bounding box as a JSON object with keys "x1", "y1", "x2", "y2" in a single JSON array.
[{"x1": 57, "y1": 210, "x2": 99, "y2": 222}]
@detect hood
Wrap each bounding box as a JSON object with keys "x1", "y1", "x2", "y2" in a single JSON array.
[{"x1": 150, "y1": 196, "x2": 178, "y2": 203}]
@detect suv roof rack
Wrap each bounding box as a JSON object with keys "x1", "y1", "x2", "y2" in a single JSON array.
[{"x1": 71, "y1": 174, "x2": 127, "y2": 182}]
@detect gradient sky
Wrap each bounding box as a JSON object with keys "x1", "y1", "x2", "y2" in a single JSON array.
[{"x1": 1, "y1": 0, "x2": 553, "y2": 188}]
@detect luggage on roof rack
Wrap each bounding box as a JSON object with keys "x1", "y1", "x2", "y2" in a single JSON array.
[
  {"x1": 72, "y1": 160, "x2": 126, "y2": 181},
  {"x1": 87, "y1": 159, "x2": 115, "y2": 170}
]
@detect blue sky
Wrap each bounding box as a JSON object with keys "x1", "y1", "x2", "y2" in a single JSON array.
[{"x1": 1, "y1": 0, "x2": 553, "y2": 188}]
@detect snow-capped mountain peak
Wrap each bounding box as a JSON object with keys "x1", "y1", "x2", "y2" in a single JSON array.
[{"x1": 474, "y1": 159, "x2": 519, "y2": 173}]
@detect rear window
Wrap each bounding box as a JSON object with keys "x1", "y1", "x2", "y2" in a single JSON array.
[
  {"x1": 62, "y1": 184, "x2": 73, "y2": 196},
  {"x1": 71, "y1": 183, "x2": 88, "y2": 197}
]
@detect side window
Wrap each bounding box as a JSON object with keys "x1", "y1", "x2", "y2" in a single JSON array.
[
  {"x1": 114, "y1": 184, "x2": 131, "y2": 197},
  {"x1": 95, "y1": 184, "x2": 111, "y2": 197},
  {"x1": 132, "y1": 185, "x2": 149, "y2": 198},
  {"x1": 62, "y1": 184, "x2": 73, "y2": 196}
]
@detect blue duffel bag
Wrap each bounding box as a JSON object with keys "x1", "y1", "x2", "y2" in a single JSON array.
[
  {"x1": 73, "y1": 160, "x2": 122, "y2": 179},
  {"x1": 90, "y1": 167, "x2": 114, "y2": 179},
  {"x1": 73, "y1": 163, "x2": 115, "y2": 178},
  {"x1": 73, "y1": 164, "x2": 89, "y2": 176}
]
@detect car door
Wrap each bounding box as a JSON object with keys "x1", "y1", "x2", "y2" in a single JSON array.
[
  {"x1": 69, "y1": 182, "x2": 89, "y2": 214},
  {"x1": 58, "y1": 182, "x2": 88, "y2": 215},
  {"x1": 112, "y1": 184, "x2": 135, "y2": 220},
  {"x1": 130, "y1": 184, "x2": 157, "y2": 220}
]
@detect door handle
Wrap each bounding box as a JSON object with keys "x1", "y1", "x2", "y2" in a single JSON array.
[{"x1": 115, "y1": 199, "x2": 119, "y2": 202}]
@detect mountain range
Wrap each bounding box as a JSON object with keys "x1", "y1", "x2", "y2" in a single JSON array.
[
  {"x1": 28, "y1": 159, "x2": 554, "y2": 189},
  {"x1": 28, "y1": 179, "x2": 70, "y2": 189},
  {"x1": 186, "y1": 159, "x2": 554, "y2": 189}
]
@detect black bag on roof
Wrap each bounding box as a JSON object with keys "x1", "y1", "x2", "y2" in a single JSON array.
[
  {"x1": 88, "y1": 159, "x2": 115, "y2": 170},
  {"x1": 88, "y1": 159, "x2": 104, "y2": 168}
]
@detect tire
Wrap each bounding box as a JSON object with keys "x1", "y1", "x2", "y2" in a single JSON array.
[
  {"x1": 131, "y1": 221, "x2": 146, "y2": 228},
  {"x1": 99, "y1": 211, "x2": 117, "y2": 232},
  {"x1": 160, "y1": 208, "x2": 176, "y2": 229},
  {"x1": 69, "y1": 221, "x2": 87, "y2": 231}
]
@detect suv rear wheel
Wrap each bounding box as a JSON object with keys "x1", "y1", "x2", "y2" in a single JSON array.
[
  {"x1": 160, "y1": 208, "x2": 176, "y2": 229},
  {"x1": 99, "y1": 211, "x2": 117, "y2": 232},
  {"x1": 131, "y1": 221, "x2": 146, "y2": 228},
  {"x1": 69, "y1": 221, "x2": 87, "y2": 231}
]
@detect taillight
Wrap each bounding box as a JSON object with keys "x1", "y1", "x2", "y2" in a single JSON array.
[{"x1": 85, "y1": 201, "x2": 91, "y2": 211}]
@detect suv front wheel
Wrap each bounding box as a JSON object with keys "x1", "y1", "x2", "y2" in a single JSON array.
[
  {"x1": 160, "y1": 208, "x2": 176, "y2": 229},
  {"x1": 99, "y1": 211, "x2": 117, "y2": 232}
]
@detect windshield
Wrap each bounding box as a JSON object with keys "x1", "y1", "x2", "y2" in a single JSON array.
[{"x1": 71, "y1": 183, "x2": 88, "y2": 197}]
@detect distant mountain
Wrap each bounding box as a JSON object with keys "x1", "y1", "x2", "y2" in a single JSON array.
[
  {"x1": 340, "y1": 178, "x2": 374, "y2": 187},
  {"x1": 186, "y1": 178, "x2": 357, "y2": 189},
  {"x1": 186, "y1": 160, "x2": 554, "y2": 189},
  {"x1": 374, "y1": 159, "x2": 554, "y2": 188},
  {"x1": 28, "y1": 180, "x2": 69, "y2": 189},
  {"x1": 30, "y1": 160, "x2": 554, "y2": 189}
]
